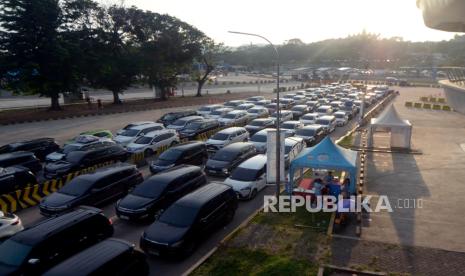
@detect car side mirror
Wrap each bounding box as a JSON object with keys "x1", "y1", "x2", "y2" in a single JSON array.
[{"x1": 28, "y1": 259, "x2": 40, "y2": 265}]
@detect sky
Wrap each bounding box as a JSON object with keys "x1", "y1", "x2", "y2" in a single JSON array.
[{"x1": 119, "y1": 0, "x2": 458, "y2": 46}]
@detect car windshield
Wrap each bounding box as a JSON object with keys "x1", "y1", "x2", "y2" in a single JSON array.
[
  {"x1": 317, "y1": 108, "x2": 327, "y2": 113},
  {"x1": 302, "y1": 115, "x2": 315, "y2": 120},
  {"x1": 210, "y1": 110, "x2": 223, "y2": 116},
  {"x1": 161, "y1": 114, "x2": 176, "y2": 121},
  {"x1": 0, "y1": 240, "x2": 32, "y2": 267},
  {"x1": 335, "y1": 114, "x2": 345, "y2": 118},
  {"x1": 297, "y1": 128, "x2": 316, "y2": 136},
  {"x1": 186, "y1": 122, "x2": 202, "y2": 130},
  {"x1": 212, "y1": 150, "x2": 238, "y2": 162},
  {"x1": 248, "y1": 109, "x2": 260, "y2": 113},
  {"x1": 59, "y1": 178, "x2": 94, "y2": 196},
  {"x1": 292, "y1": 107, "x2": 305, "y2": 111},
  {"x1": 158, "y1": 149, "x2": 182, "y2": 161},
  {"x1": 223, "y1": 114, "x2": 236, "y2": 119},
  {"x1": 134, "y1": 136, "x2": 152, "y2": 145},
  {"x1": 172, "y1": 119, "x2": 187, "y2": 126},
  {"x1": 230, "y1": 167, "x2": 261, "y2": 182},
  {"x1": 64, "y1": 151, "x2": 83, "y2": 163},
  {"x1": 211, "y1": 133, "x2": 229, "y2": 140},
  {"x1": 159, "y1": 204, "x2": 199, "y2": 227},
  {"x1": 62, "y1": 144, "x2": 81, "y2": 154},
  {"x1": 119, "y1": 129, "x2": 139, "y2": 137},
  {"x1": 199, "y1": 106, "x2": 211, "y2": 112},
  {"x1": 236, "y1": 105, "x2": 249, "y2": 110},
  {"x1": 249, "y1": 120, "x2": 266, "y2": 126},
  {"x1": 251, "y1": 134, "x2": 267, "y2": 143},
  {"x1": 132, "y1": 180, "x2": 166, "y2": 199},
  {"x1": 316, "y1": 119, "x2": 330, "y2": 125},
  {"x1": 281, "y1": 123, "x2": 297, "y2": 129}
]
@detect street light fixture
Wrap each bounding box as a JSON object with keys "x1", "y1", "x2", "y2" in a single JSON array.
[{"x1": 228, "y1": 31, "x2": 281, "y2": 197}]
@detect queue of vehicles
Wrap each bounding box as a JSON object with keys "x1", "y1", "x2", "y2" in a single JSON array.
[{"x1": 0, "y1": 83, "x2": 390, "y2": 274}]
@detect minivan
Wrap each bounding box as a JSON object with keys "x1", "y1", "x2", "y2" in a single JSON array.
[
  {"x1": 245, "y1": 118, "x2": 275, "y2": 136},
  {"x1": 43, "y1": 238, "x2": 149, "y2": 276},
  {"x1": 197, "y1": 104, "x2": 223, "y2": 117},
  {"x1": 224, "y1": 154, "x2": 267, "y2": 200},
  {"x1": 140, "y1": 183, "x2": 238, "y2": 257},
  {"x1": 166, "y1": 116, "x2": 204, "y2": 132},
  {"x1": 316, "y1": 105, "x2": 334, "y2": 116},
  {"x1": 150, "y1": 141, "x2": 208, "y2": 174},
  {"x1": 0, "y1": 166, "x2": 37, "y2": 195},
  {"x1": 179, "y1": 119, "x2": 219, "y2": 140},
  {"x1": 116, "y1": 165, "x2": 207, "y2": 221},
  {"x1": 157, "y1": 110, "x2": 197, "y2": 126},
  {"x1": 205, "y1": 142, "x2": 257, "y2": 177},
  {"x1": 0, "y1": 207, "x2": 113, "y2": 275},
  {"x1": 206, "y1": 127, "x2": 249, "y2": 153},
  {"x1": 0, "y1": 138, "x2": 60, "y2": 161},
  {"x1": 0, "y1": 151, "x2": 42, "y2": 173},
  {"x1": 114, "y1": 123, "x2": 165, "y2": 147},
  {"x1": 315, "y1": 115, "x2": 337, "y2": 133},
  {"x1": 40, "y1": 164, "x2": 143, "y2": 216}
]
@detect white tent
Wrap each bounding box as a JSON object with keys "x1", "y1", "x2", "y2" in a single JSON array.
[{"x1": 368, "y1": 105, "x2": 412, "y2": 149}]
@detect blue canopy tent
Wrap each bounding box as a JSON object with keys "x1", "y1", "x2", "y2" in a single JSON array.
[{"x1": 288, "y1": 137, "x2": 359, "y2": 195}]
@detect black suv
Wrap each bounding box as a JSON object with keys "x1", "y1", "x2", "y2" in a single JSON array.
[
  {"x1": 116, "y1": 165, "x2": 207, "y2": 221},
  {"x1": 43, "y1": 238, "x2": 149, "y2": 276},
  {"x1": 178, "y1": 119, "x2": 219, "y2": 140},
  {"x1": 0, "y1": 166, "x2": 37, "y2": 195},
  {"x1": 0, "y1": 138, "x2": 60, "y2": 161},
  {"x1": 0, "y1": 151, "x2": 42, "y2": 173},
  {"x1": 43, "y1": 144, "x2": 128, "y2": 179},
  {"x1": 40, "y1": 164, "x2": 143, "y2": 216},
  {"x1": 150, "y1": 141, "x2": 208, "y2": 174},
  {"x1": 140, "y1": 182, "x2": 238, "y2": 258},
  {"x1": 205, "y1": 142, "x2": 257, "y2": 177},
  {"x1": 0, "y1": 207, "x2": 113, "y2": 275},
  {"x1": 157, "y1": 110, "x2": 197, "y2": 127}
]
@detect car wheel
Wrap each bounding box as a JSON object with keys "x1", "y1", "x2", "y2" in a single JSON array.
[
  {"x1": 249, "y1": 189, "x2": 258, "y2": 200},
  {"x1": 144, "y1": 149, "x2": 154, "y2": 157}
]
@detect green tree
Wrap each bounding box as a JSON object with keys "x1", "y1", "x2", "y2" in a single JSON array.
[{"x1": 192, "y1": 40, "x2": 224, "y2": 97}]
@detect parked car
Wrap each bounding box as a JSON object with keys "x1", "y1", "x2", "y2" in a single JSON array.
[
  {"x1": 218, "y1": 110, "x2": 250, "y2": 126},
  {"x1": 316, "y1": 105, "x2": 334, "y2": 116},
  {"x1": 245, "y1": 96, "x2": 265, "y2": 103},
  {"x1": 126, "y1": 129, "x2": 179, "y2": 156},
  {"x1": 265, "y1": 103, "x2": 285, "y2": 113},
  {"x1": 43, "y1": 238, "x2": 149, "y2": 276},
  {"x1": 116, "y1": 165, "x2": 207, "y2": 221},
  {"x1": 205, "y1": 107, "x2": 233, "y2": 119},
  {"x1": 46, "y1": 136, "x2": 115, "y2": 162},
  {"x1": 280, "y1": 121, "x2": 304, "y2": 136},
  {"x1": 179, "y1": 119, "x2": 219, "y2": 140},
  {"x1": 293, "y1": 95, "x2": 307, "y2": 105},
  {"x1": 235, "y1": 103, "x2": 255, "y2": 111},
  {"x1": 0, "y1": 166, "x2": 37, "y2": 195},
  {"x1": 0, "y1": 151, "x2": 41, "y2": 173},
  {"x1": 330, "y1": 101, "x2": 343, "y2": 112},
  {"x1": 206, "y1": 127, "x2": 249, "y2": 153},
  {"x1": 284, "y1": 137, "x2": 305, "y2": 168},
  {"x1": 247, "y1": 106, "x2": 269, "y2": 119},
  {"x1": 223, "y1": 100, "x2": 245, "y2": 108},
  {"x1": 0, "y1": 211, "x2": 23, "y2": 240},
  {"x1": 157, "y1": 110, "x2": 197, "y2": 126},
  {"x1": 40, "y1": 164, "x2": 143, "y2": 216},
  {"x1": 280, "y1": 98, "x2": 295, "y2": 109},
  {"x1": 283, "y1": 93, "x2": 296, "y2": 99},
  {"x1": 315, "y1": 115, "x2": 337, "y2": 133},
  {"x1": 140, "y1": 183, "x2": 238, "y2": 257},
  {"x1": 254, "y1": 99, "x2": 271, "y2": 106},
  {"x1": 0, "y1": 138, "x2": 60, "y2": 161},
  {"x1": 245, "y1": 118, "x2": 275, "y2": 136},
  {"x1": 205, "y1": 142, "x2": 257, "y2": 177},
  {"x1": 166, "y1": 116, "x2": 204, "y2": 132},
  {"x1": 291, "y1": 105, "x2": 310, "y2": 119},
  {"x1": 300, "y1": 113, "x2": 319, "y2": 125},
  {"x1": 249, "y1": 128, "x2": 289, "y2": 153},
  {"x1": 270, "y1": 110, "x2": 293, "y2": 123},
  {"x1": 65, "y1": 130, "x2": 113, "y2": 145},
  {"x1": 334, "y1": 111, "x2": 349, "y2": 126},
  {"x1": 224, "y1": 154, "x2": 267, "y2": 200},
  {"x1": 0, "y1": 207, "x2": 113, "y2": 275},
  {"x1": 295, "y1": 125, "x2": 326, "y2": 146},
  {"x1": 116, "y1": 121, "x2": 155, "y2": 136},
  {"x1": 150, "y1": 142, "x2": 208, "y2": 174},
  {"x1": 44, "y1": 144, "x2": 129, "y2": 179},
  {"x1": 114, "y1": 123, "x2": 165, "y2": 147},
  {"x1": 197, "y1": 104, "x2": 223, "y2": 117}
]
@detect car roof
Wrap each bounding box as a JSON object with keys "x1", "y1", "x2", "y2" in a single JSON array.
[
  {"x1": 178, "y1": 116, "x2": 204, "y2": 121},
  {"x1": 217, "y1": 127, "x2": 246, "y2": 134},
  {"x1": 255, "y1": 128, "x2": 274, "y2": 135},
  {"x1": 251, "y1": 118, "x2": 272, "y2": 122},
  {"x1": 238, "y1": 154, "x2": 267, "y2": 170},
  {"x1": 220, "y1": 142, "x2": 254, "y2": 152},
  {"x1": 147, "y1": 165, "x2": 200, "y2": 185},
  {"x1": 282, "y1": 121, "x2": 301, "y2": 125},
  {"x1": 42, "y1": 239, "x2": 133, "y2": 276},
  {"x1": 214, "y1": 107, "x2": 233, "y2": 112},
  {"x1": 12, "y1": 208, "x2": 103, "y2": 246},
  {"x1": 144, "y1": 129, "x2": 174, "y2": 137},
  {"x1": 175, "y1": 182, "x2": 231, "y2": 209},
  {"x1": 227, "y1": 110, "x2": 246, "y2": 114},
  {"x1": 77, "y1": 163, "x2": 136, "y2": 181},
  {"x1": 285, "y1": 137, "x2": 304, "y2": 146},
  {"x1": 302, "y1": 124, "x2": 322, "y2": 130},
  {"x1": 129, "y1": 123, "x2": 163, "y2": 130},
  {"x1": 318, "y1": 115, "x2": 335, "y2": 120},
  {"x1": 171, "y1": 141, "x2": 205, "y2": 150},
  {"x1": 0, "y1": 151, "x2": 34, "y2": 161},
  {"x1": 318, "y1": 105, "x2": 331, "y2": 109},
  {"x1": 334, "y1": 111, "x2": 346, "y2": 115},
  {"x1": 8, "y1": 138, "x2": 55, "y2": 147}
]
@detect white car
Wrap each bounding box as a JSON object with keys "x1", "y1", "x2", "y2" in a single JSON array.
[
  {"x1": 166, "y1": 115, "x2": 204, "y2": 131},
  {"x1": 126, "y1": 129, "x2": 180, "y2": 156},
  {"x1": 300, "y1": 113, "x2": 319, "y2": 125},
  {"x1": 334, "y1": 111, "x2": 349, "y2": 126},
  {"x1": 245, "y1": 96, "x2": 265, "y2": 103},
  {"x1": 197, "y1": 104, "x2": 223, "y2": 117},
  {"x1": 206, "y1": 127, "x2": 249, "y2": 152},
  {"x1": 116, "y1": 121, "x2": 154, "y2": 136},
  {"x1": 46, "y1": 135, "x2": 114, "y2": 162},
  {"x1": 316, "y1": 115, "x2": 337, "y2": 133},
  {"x1": 270, "y1": 110, "x2": 293, "y2": 123},
  {"x1": 316, "y1": 105, "x2": 334, "y2": 116},
  {"x1": 218, "y1": 110, "x2": 250, "y2": 126},
  {"x1": 224, "y1": 154, "x2": 267, "y2": 200},
  {"x1": 235, "y1": 103, "x2": 256, "y2": 111},
  {"x1": 284, "y1": 137, "x2": 305, "y2": 168},
  {"x1": 249, "y1": 128, "x2": 289, "y2": 153},
  {"x1": 247, "y1": 106, "x2": 269, "y2": 119},
  {"x1": 254, "y1": 99, "x2": 271, "y2": 106},
  {"x1": 0, "y1": 211, "x2": 23, "y2": 239},
  {"x1": 114, "y1": 123, "x2": 165, "y2": 147},
  {"x1": 206, "y1": 107, "x2": 233, "y2": 119},
  {"x1": 280, "y1": 121, "x2": 304, "y2": 136},
  {"x1": 224, "y1": 100, "x2": 245, "y2": 108}
]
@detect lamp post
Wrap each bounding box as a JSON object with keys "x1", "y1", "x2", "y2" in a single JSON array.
[{"x1": 229, "y1": 31, "x2": 281, "y2": 197}]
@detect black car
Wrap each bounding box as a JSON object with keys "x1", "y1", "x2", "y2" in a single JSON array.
[
  {"x1": 0, "y1": 138, "x2": 60, "y2": 161},
  {"x1": 150, "y1": 141, "x2": 208, "y2": 174},
  {"x1": 140, "y1": 182, "x2": 238, "y2": 257},
  {"x1": 157, "y1": 110, "x2": 197, "y2": 127},
  {"x1": 43, "y1": 144, "x2": 128, "y2": 179},
  {"x1": 178, "y1": 119, "x2": 219, "y2": 140},
  {"x1": 116, "y1": 165, "x2": 207, "y2": 221},
  {"x1": 40, "y1": 164, "x2": 143, "y2": 216},
  {"x1": 295, "y1": 125, "x2": 326, "y2": 146},
  {"x1": 205, "y1": 142, "x2": 257, "y2": 177},
  {"x1": 0, "y1": 151, "x2": 42, "y2": 173},
  {"x1": 0, "y1": 166, "x2": 37, "y2": 195},
  {"x1": 244, "y1": 118, "x2": 275, "y2": 135},
  {"x1": 0, "y1": 207, "x2": 113, "y2": 275},
  {"x1": 43, "y1": 238, "x2": 149, "y2": 276}
]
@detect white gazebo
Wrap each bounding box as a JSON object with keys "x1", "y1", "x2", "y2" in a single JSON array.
[{"x1": 367, "y1": 105, "x2": 412, "y2": 149}]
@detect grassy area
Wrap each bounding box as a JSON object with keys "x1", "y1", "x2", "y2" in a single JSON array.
[
  {"x1": 337, "y1": 133, "x2": 354, "y2": 148},
  {"x1": 252, "y1": 207, "x2": 331, "y2": 231}
]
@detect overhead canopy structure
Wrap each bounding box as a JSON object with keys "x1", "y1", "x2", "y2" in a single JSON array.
[
  {"x1": 368, "y1": 105, "x2": 412, "y2": 149},
  {"x1": 288, "y1": 137, "x2": 359, "y2": 194}
]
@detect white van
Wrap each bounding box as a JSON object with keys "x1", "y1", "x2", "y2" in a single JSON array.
[
  {"x1": 224, "y1": 154, "x2": 267, "y2": 200},
  {"x1": 316, "y1": 105, "x2": 333, "y2": 116},
  {"x1": 315, "y1": 115, "x2": 337, "y2": 133}
]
